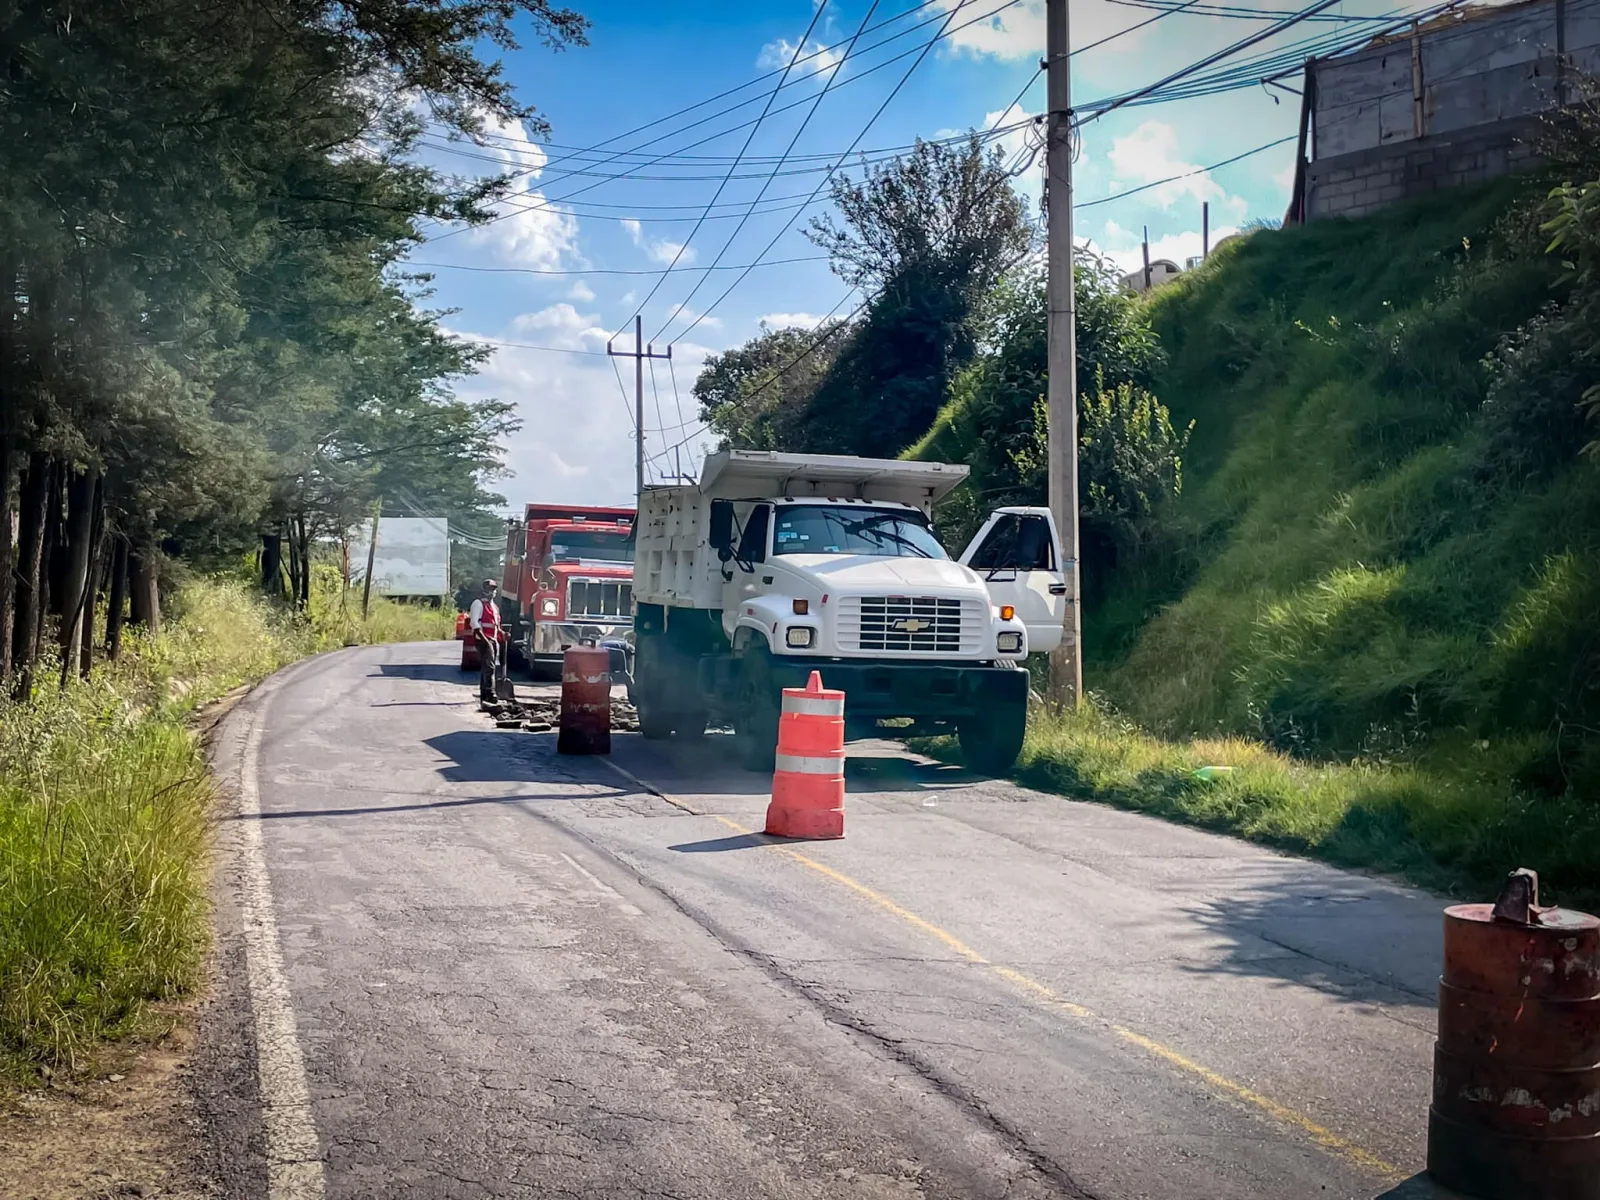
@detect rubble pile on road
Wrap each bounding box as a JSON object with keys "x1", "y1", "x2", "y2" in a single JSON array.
[{"x1": 480, "y1": 692, "x2": 639, "y2": 734}]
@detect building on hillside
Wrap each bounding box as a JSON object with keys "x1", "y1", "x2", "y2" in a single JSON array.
[
  {"x1": 1286, "y1": 0, "x2": 1600, "y2": 223},
  {"x1": 1120, "y1": 258, "x2": 1184, "y2": 294}
]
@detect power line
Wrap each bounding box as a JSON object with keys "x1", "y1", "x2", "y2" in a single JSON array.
[
  {"x1": 653, "y1": 0, "x2": 888, "y2": 343},
  {"x1": 424, "y1": 0, "x2": 1028, "y2": 246},
  {"x1": 665, "y1": 1, "x2": 1030, "y2": 347},
  {"x1": 617, "y1": 0, "x2": 831, "y2": 334},
  {"x1": 1077, "y1": 134, "x2": 1297, "y2": 208},
  {"x1": 402, "y1": 254, "x2": 829, "y2": 277}
]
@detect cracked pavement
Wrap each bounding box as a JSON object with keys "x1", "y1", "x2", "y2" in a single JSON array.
[{"x1": 200, "y1": 642, "x2": 1443, "y2": 1199}]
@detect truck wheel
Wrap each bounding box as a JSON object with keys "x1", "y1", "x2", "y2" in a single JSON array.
[
  {"x1": 957, "y1": 701, "x2": 1027, "y2": 776},
  {"x1": 637, "y1": 695, "x2": 675, "y2": 740},
  {"x1": 734, "y1": 645, "x2": 780, "y2": 772}
]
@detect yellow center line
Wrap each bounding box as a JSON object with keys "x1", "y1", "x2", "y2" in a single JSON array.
[{"x1": 606, "y1": 763, "x2": 1402, "y2": 1179}]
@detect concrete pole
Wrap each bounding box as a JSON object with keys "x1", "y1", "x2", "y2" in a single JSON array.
[
  {"x1": 361, "y1": 499, "x2": 381, "y2": 622},
  {"x1": 635, "y1": 314, "x2": 645, "y2": 505},
  {"x1": 1045, "y1": 0, "x2": 1083, "y2": 708}
]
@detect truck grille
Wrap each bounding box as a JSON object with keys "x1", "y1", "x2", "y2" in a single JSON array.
[
  {"x1": 567, "y1": 579, "x2": 632, "y2": 621},
  {"x1": 835, "y1": 596, "x2": 983, "y2": 655}
]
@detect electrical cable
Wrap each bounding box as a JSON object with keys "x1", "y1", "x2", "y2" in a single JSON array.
[
  {"x1": 424, "y1": 0, "x2": 1027, "y2": 246},
  {"x1": 666, "y1": 2, "x2": 1026, "y2": 347},
  {"x1": 1076, "y1": 133, "x2": 1297, "y2": 208},
  {"x1": 401, "y1": 255, "x2": 828, "y2": 276},
  {"x1": 615, "y1": 0, "x2": 831, "y2": 335},
  {"x1": 652, "y1": 0, "x2": 890, "y2": 343}
]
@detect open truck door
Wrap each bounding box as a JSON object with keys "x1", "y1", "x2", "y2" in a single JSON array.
[{"x1": 959, "y1": 507, "x2": 1067, "y2": 654}]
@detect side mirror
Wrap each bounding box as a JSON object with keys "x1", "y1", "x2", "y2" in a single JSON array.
[{"x1": 709, "y1": 499, "x2": 734, "y2": 555}]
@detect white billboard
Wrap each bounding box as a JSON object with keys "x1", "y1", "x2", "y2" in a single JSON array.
[{"x1": 350, "y1": 516, "x2": 451, "y2": 598}]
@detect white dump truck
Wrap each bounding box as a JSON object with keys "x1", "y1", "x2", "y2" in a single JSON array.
[{"x1": 631, "y1": 450, "x2": 1069, "y2": 773}]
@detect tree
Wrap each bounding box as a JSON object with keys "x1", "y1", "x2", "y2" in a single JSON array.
[
  {"x1": 0, "y1": 0, "x2": 587, "y2": 689},
  {"x1": 694, "y1": 322, "x2": 846, "y2": 450},
  {"x1": 907, "y1": 252, "x2": 1169, "y2": 555},
  {"x1": 796, "y1": 136, "x2": 1034, "y2": 458}
]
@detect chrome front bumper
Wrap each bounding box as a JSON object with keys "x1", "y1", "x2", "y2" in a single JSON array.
[{"x1": 530, "y1": 620, "x2": 632, "y2": 659}]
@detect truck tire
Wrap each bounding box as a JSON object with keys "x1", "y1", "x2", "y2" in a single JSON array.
[
  {"x1": 958, "y1": 700, "x2": 1027, "y2": 776},
  {"x1": 636, "y1": 694, "x2": 675, "y2": 740},
  {"x1": 734, "y1": 643, "x2": 780, "y2": 772}
]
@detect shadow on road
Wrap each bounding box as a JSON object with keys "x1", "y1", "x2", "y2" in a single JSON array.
[
  {"x1": 373, "y1": 662, "x2": 469, "y2": 682},
  {"x1": 242, "y1": 792, "x2": 601, "y2": 820},
  {"x1": 1174, "y1": 860, "x2": 1443, "y2": 1010},
  {"x1": 668, "y1": 833, "x2": 772, "y2": 853}
]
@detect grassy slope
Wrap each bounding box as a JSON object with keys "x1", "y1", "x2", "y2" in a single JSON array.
[
  {"x1": 917, "y1": 178, "x2": 1600, "y2": 906},
  {"x1": 1089, "y1": 180, "x2": 1600, "y2": 902},
  {"x1": 0, "y1": 574, "x2": 450, "y2": 1086}
]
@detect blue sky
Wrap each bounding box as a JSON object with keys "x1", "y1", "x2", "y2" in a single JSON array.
[{"x1": 404, "y1": 0, "x2": 1409, "y2": 510}]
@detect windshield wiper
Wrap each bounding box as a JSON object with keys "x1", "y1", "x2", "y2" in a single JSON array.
[{"x1": 843, "y1": 514, "x2": 934, "y2": 558}]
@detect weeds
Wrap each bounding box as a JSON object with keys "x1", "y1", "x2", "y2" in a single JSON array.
[{"x1": 0, "y1": 575, "x2": 449, "y2": 1087}]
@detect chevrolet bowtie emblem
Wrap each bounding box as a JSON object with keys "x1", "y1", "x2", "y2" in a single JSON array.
[{"x1": 892, "y1": 617, "x2": 930, "y2": 633}]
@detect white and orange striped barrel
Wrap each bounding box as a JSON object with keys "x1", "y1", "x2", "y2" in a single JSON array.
[{"x1": 764, "y1": 670, "x2": 845, "y2": 839}]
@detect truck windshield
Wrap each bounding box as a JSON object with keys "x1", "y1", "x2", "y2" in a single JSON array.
[
  {"x1": 771, "y1": 506, "x2": 947, "y2": 560},
  {"x1": 549, "y1": 530, "x2": 633, "y2": 564}
]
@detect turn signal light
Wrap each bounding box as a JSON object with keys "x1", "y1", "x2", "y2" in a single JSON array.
[
  {"x1": 1000, "y1": 605, "x2": 1015, "y2": 621},
  {"x1": 793, "y1": 598, "x2": 809, "y2": 615}
]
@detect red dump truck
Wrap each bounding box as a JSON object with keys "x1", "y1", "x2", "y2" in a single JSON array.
[{"x1": 499, "y1": 503, "x2": 635, "y2": 677}]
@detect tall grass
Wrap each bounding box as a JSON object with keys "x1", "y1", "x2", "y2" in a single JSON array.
[{"x1": 0, "y1": 575, "x2": 450, "y2": 1086}]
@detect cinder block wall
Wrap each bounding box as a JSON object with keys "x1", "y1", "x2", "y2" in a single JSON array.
[
  {"x1": 1303, "y1": 0, "x2": 1597, "y2": 220},
  {"x1": 1306, "y1": 117, "x2": 1544, "y2": 219}
]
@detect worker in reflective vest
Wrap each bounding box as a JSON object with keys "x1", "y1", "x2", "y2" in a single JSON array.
[{"x1": 468, "y1": 578, "x2": 504, "y2": 703}]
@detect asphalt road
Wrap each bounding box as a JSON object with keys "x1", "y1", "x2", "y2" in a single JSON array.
[{"x1": 202, "y1": 641, "x2": 1446, "y2": 1200}]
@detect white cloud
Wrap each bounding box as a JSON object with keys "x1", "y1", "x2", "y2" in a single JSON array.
[
  {"x1": 936, "y1": 0, "x2": 1151, "y2": 61},
  {"x1": 454, "y1": 108, "x2": 578, "y2": 270},
  {"x1": 568, "y1": 280, "x2": 596, "y2": 303},
  {"x1": 759, "y1": 36, "x2": 843, "y2": 82},
  {"x1": 1106, "y1": 121, "x2": 1228, "y2": 210},
  {"x1": 1272, "y1": 162, "x2": 1298, "y2": 190},
  {"x1": 622, "y1": 217, "x2": 696, "y2": 267},
  {"x1": 760, "y1": 312, "x2": 825, "y2": 330},
  {"x1": 1095, "y1": 219, "x2": 1240, "y2": 277},
  {"x1": 447, "y1": 324, "x2": 721, "y2": 507}
]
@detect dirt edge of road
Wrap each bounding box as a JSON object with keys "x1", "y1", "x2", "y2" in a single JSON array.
[{"x1": 0, "y1": 683, "x2": 259, "y2": 1200}]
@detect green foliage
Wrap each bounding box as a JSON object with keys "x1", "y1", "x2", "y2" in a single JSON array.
[
  {"x1": 0, "y1": 575, "x2": 448, "y2": 1086},
  {"x1": 695, "y1": 136, "x2": 1034, "y2": 460},
  {"x1": 1096, "y1": 178, "x2": 1599, "y2": 803},
  {"x1": 917, "y1": 697, "x2": 1600, "y2": 908},
  {"x1": 692, "y1": 322, "x2": 847, "y2": 450},
  {"x1": 904, "y1": 255, "x2": 1179, "y2": 565}
]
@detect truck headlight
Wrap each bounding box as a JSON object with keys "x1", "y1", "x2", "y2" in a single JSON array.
[
  {"x1": 997, "y1": 631, "x2": 1024, "y2": 654},
  {"x1": 785, "y1": 626, "x2": 816, "y2": 649},
  {"x1": 540, "y1": 597, "x2": 560, "y2": 617}
]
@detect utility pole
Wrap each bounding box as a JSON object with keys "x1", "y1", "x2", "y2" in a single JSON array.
[
  {"x1": 361, "y1": 498, "x2": 381, "y2": 622},
  {"x1": 608, "y1": 315, "x2": 672, "y2": 505},
  {"x1": 1142, "y1": 226, "x2": 1152, "y2": 291},
  {"x1": 1045, "y1": 0, "x2": 1083, "y2": 707},
  {"x1": 1202, "y1": 200, "x2": 1211, "y2": 259}
]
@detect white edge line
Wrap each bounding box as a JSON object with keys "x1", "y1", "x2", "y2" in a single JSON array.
[{"x1": 237, "y1": 704, "x2": 327, "y2": 1200}]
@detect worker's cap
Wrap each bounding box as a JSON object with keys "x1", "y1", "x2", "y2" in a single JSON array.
[{"x1": 482, "y1": 578, "x2": 498, "y2": 588}]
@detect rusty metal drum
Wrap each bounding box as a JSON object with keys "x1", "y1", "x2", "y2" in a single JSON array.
[
  {"x1": 557, "y1": 645, "x2": 611, "y2": 755},
  {"x1": 1427, "y1": 887, "x2": 1600, "y2": 1200}
]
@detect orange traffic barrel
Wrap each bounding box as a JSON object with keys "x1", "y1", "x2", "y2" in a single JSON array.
[
  {"x1": 557, "y1": 645, "x2": 611, "y2": 755},
  {"x1": 456, "y1": 612, "x2": 478, "y2": 670},
  {"x1": 764, "y1": 671, "x2": 845, "y2": 840},
  {"x1": 1427, "y1": 869, "x2": 1600, "y2": 1200}
]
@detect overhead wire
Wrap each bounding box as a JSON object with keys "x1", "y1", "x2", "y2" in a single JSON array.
[
  {"x1": 616, "y1": 0, "x2": 832, "y2": 335},
  {"x1": 650, "y1": 0, "x2": 888, "y2": 343},
  {"x1": 423, "y1": 0, "x2": 1029, "y2": 245},
  {"x1": 666, "y1": 1, "x2": 1031, "y2": 347}
]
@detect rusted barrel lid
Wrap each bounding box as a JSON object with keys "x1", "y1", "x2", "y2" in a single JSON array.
[{"x1": 1442, "y1": 903, "x2": 1600, "y2": 1001}]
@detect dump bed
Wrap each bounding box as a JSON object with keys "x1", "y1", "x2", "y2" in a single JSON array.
[{"x1": 634, "y1": 450, "x2": 970, "y2": 609}]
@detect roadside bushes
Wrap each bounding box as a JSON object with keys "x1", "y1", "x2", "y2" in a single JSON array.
[{"x1": 0, "y1": 577, "x2": 448, "y2": 1086}]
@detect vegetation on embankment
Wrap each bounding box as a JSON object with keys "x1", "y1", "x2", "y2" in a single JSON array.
[
  {"x1": 0, "y1": 575, "x2": 449, "y2": 1088},
  {"x1": 1011, "y1": 177, "x2": 1600, "y2": 906}
]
